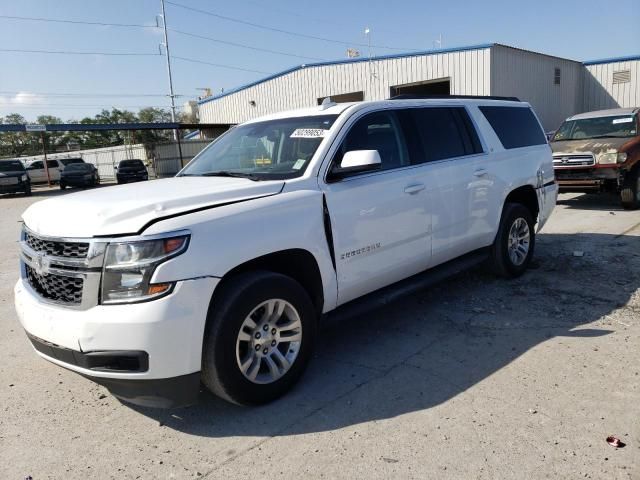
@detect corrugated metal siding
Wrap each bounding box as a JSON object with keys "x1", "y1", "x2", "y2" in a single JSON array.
[
  {"x1": 490, "y1": 45, "x2": 583, "y2": 130},
  {"x1": 200, "y1": 48, "x2": 492, "y2": 124},
  {"x1": 583, "y1": 60, "x2": 640, "y2": 111}
]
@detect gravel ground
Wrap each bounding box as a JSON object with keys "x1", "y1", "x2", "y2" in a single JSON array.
[{"x1": 1, "y1": 186, "x2": 639, "y2": 479}]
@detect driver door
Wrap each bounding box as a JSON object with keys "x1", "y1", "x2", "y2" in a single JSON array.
[{"x1": 322, "y1": 110, "x2": 432, "y2": 305}]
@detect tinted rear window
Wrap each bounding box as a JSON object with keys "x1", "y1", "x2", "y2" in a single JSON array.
[
  {"x1": 0, "y1": 161, "x2": 25, "y2": 172},
  {"x1": 119, "y1": 160, "x2": 144, "y2": 167},
  {"x1": 402, "y1": 107, "x2": 483, "y2": 163},
  {"x1": 479, "y1": 106, "x2": 546, "y2": 149}
]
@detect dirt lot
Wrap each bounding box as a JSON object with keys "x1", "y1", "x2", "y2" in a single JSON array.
[{"x1": 1, "y1": 187, "x2": 639, "y2": 479}]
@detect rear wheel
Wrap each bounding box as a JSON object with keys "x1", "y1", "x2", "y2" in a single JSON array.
[
  {"x1": 620, "y1": 169, "x2": 640, "y2": 210},
  {"x1": 201, "y1": 271, "x2": 317, "y2": 405},
  {"x1": 60, "y1": 183, "x2": 66, "y2": 190},
  {"x1": 489, "y1": 203, "x2": 536, "y2": 278},
  {"x1": 24, "y1": 185, "x2": 32, "y2": 196}
]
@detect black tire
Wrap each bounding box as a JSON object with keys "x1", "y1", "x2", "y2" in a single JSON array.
[
  {"x1": 489, "y1": 203, "x2": 536, "y2": 278},
  {"x1": 202, "y1": 271, "x2": 317, "y2": 406},
  {"x1": 60, "y1": 183, "x2": 66, "y2": 190},
  {"x1": 620, "y1": 169, "x2": 639, "y2": 210},
  {"x1": 24, "y1": 185, "x2": 32, "y2": 196}
]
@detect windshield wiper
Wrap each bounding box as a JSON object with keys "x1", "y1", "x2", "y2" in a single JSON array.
[{"x1": 193, "y1": 171, "x2": 261, "y2": 181}]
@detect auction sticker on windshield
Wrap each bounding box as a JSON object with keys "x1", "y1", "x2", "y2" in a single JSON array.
[
  {"x1": 612, "y1": 117, "x2": 634, "y2": 124},
  {"x1": 290, "y1": 128, "x2": 328, "y2": 138}
]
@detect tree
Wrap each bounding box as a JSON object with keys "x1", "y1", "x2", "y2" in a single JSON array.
[
  {"x1": 37, "y1": 115, "x2": 63, "y2": 154},
  {"x1": 0, "y1": 113, "x2": 35, "y2": 157}
]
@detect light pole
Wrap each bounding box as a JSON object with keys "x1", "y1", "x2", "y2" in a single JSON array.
[{"x1": 159, "y1": 0, "x2": 178, "y2": 141}]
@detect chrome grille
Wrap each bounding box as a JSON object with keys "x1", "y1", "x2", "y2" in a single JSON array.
[
  {"x1": 553, "y1": 154, "x2": 595, "y2": 168},
  {"x1": 25, "y1": 231, "x2": 89, "y2": 258},
  {"x1": 25, "y1": 265, "x2": 84, "y2": 304}
]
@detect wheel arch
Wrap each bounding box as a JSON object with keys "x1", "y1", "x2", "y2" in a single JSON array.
[
  {"x1": 212, "y1": 248, "x2": 325, "y2": 315},
  {"x1": 503, "y1": 184, "x2": 539, "y2": 221}
]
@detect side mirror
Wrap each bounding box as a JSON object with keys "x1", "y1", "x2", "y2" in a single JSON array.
[{"x1": 330, "y1": 150, "x2": 381, "y2": 180}]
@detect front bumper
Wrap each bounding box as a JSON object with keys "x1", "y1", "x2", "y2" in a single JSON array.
[
  {"x1": 554, "y1": 166, "x2": 618, "y2": 189},
  {"x1": 15, "y1": 275, "x2": 218, "y2": 407},
  {"x1": 62, "y1": 177, "x2": 95, "y2": 186}
]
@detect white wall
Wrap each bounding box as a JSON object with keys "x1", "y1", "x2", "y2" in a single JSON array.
[
  {"x1": 490, "y1": 45, "x2": 583, "y2": 131},
  {"x1": 200, "y1": 47, "x2": 492, "y2": 124},
  {"x1": 583, "y1": 59, "x2": 640, "y2": 111}
]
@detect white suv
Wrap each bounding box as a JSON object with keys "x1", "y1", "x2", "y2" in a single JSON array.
[{"x1": 15, "y1": 98, "x2": 557, "y2": 407}]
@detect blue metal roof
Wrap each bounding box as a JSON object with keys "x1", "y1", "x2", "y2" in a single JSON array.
[
  {"x1": 198, "y1": 43, "x2": 496, "y2": 105},
  {"x1": 583, "y1": 54, "x2": 640, "y2": 66}
]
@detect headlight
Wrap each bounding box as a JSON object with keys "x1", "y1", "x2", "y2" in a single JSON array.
[
  {"x1": 21, "y1": 174, "x2": 28, "y2": 182},
  {"x1": 597, "y1": 153, "x2": 617, "y2": 165},
  {"x1": 617, "y1": 152, "x2": 628, "y2": 163},
  {"x1": 101, "y1": 233, "x2": 189, "y2": 304}
]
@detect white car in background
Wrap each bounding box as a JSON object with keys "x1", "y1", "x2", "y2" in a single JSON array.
[
  {"x1": 15, "y1": 97, "x2": 557, "y2": 408},
  {"x1": 24, "y1": 159, "x2": 62, "y2": 183}
]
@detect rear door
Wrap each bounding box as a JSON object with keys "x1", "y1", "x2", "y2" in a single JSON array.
[
  {"x1": 26, "y1": 161, "x2": 45, "y2": 182},
  {"x1": 321, "y1": 109, "x2": 432, "y2": 305},
  {"x1": 407, "y1": 106, "x2": 489, "y2": 265}
]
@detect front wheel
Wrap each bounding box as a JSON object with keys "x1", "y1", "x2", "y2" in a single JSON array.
[
  {"x1": 488, "y1": 203, "x2": 536, "y2": 278},
  {"x1": 620, "y1": 169, "x2": 639, "y2": 210},
  {"x1": 202, "y1": 271, "x2": 317, "y2": 405},
  {"x1": 60, "y1": 183, "x2": 66, "y2": 190}
]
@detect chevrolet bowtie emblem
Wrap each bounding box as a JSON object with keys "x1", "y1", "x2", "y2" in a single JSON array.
[{"x1": 34, "y1": 253, "x2": 50, "y2": 276}]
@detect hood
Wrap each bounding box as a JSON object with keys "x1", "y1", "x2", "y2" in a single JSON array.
[
  {"x1": 22, "y1": 176, "x2": 284, "y2": 237},
  {"x1": 550, "y1": 137, "x2": 632, "y2": 155}
]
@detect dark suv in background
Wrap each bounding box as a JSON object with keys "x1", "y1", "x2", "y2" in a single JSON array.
[
  {"x1": 0, "y1": 160, "x2": 31, "y2": 196},
  {"x1": 60, "y1": 163, "x2": 100, "y2": 189},
  {"x1": 116, "y1": 159, "x2": 148, "y2": 184}
]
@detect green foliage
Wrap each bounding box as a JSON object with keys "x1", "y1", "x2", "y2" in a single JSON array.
[{"x1": 0, "y1": 107, "x2": 179, "y2": 158}]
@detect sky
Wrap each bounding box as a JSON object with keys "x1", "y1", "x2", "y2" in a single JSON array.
[{"x1": 0, "y1": 0, "x2": 638, "y2": 122}]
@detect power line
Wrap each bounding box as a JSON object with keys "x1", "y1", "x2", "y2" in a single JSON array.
[
  {"x1": 0, "y1": 91, "x2": 183, "y2": 98},
  {"x1": 0, "y1": 14, "x2": 158, "y2": 29},
  {"x1": 166, "y1": 1, "x2": 417, "y2": 51},
  {"x1": 172, "y1": 55, "x2": 271, "y2": 74},
  {"x1": 0, "y1": 48, "x2": 160, "y2": 56},
  {"x1": 169, "y1": 28, "x2": 326, "y2": 61}
]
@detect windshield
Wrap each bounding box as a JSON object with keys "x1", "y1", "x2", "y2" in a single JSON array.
[
  {"x1": 553, "y1": 114, "x2": 637, "y2": 141},
  {"x1": 65, "y1": 163, "x2": 93, "y2": 172},
  {"x1": 0, "y1": 161, "x2": 25, "y2": 172},
  {"x1": 120, "y1": 160, "x2": 144, "y2": 168},
  {"x1": 179, "y1": 115, "x2": 339, "y2": 180}
]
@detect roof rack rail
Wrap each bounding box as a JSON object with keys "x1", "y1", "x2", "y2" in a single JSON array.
[{"x1": 390, "y1": 94, "x2": 521, "y2": 102}]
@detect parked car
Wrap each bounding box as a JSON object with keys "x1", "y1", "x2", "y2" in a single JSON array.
[
  {"x1": 15, "y1": 98, "x2": 557, "y2": 408},
  {"x1": 60, "y1": 163, "x2": 100, "y2": 190},
  {"x1": 116, "y1": 159, "x2": 148, "y2": 184},
  {"x1": 0, "y1": 159, "x2": 31, "y2": 196},
  {"x1": 550, "y1": 107, "x2": 639, "y2": 209},
  {"x1": 24, "y1": 159, "x2": 62, "y2": 183}
]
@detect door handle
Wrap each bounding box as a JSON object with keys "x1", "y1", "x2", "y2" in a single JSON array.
[
  {"x1": 404, "y1": 183, "x2": 425, "y2": 194},
  {"x1": 473, "y1": 168, "x2": 488, "y2": 177}
]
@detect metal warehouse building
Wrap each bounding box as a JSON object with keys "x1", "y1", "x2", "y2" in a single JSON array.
[{"x1": 198, "y1": 43, "x2": 639, "y2": 131}]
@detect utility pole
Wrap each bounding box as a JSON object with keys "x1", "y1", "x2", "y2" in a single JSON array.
[
  {"x1": 159, "y1": 0, "x2": 178, "y2": 141},
  {"x1": 41, "y1": 132, "x2": 51, "y2": 187}
]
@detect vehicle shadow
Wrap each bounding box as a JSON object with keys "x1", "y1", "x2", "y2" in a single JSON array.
[
  {"x1": 556, "y1": 192, "x2": 623, "y2": 211},
  {"x1": 128, "y1": 231, "x2": 638, "y2": 438}
]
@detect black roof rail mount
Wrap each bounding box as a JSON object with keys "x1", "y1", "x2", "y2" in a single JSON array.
[{"x1": 390, "y1": 94, "x2": 521, "y2": 102}]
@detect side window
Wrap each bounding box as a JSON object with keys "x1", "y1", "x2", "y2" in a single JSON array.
[
  {"x1": 47, "y1": 160, "x2": 59, "y2": 169},
  {"x1": 479, "y1": 106, "x2": 546, "y2": 149},
  {"x1": 409, "y1": 108, "x2": 469, "y2": 163},
  {"x1": 335, "y1": 111, "x2": 408, "y2": 172},
  {"x1": 30, "y1": 161, "x2": 43, "y2": 169}
]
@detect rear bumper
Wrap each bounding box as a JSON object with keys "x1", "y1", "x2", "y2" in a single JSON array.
[
  {"x1": 0, "y1": 182, "x2": 29, "y2": 193},
  {"x1": 62, "y1": 177, "x2": 95, "y2": 186}
]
